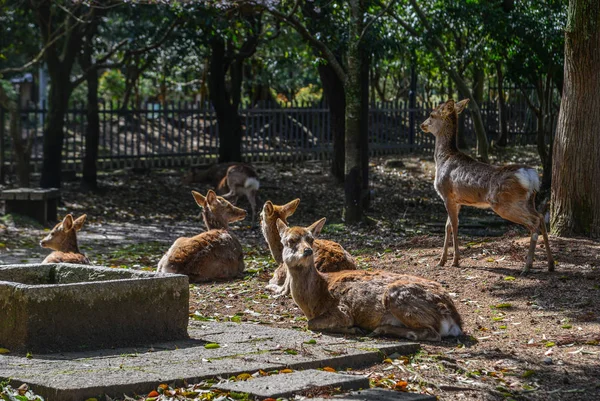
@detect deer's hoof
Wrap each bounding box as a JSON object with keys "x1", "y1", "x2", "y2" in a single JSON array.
[
  {"x1": 451, "y1": 261, "x2": 460, "y2": 268},
  {"x1": 437, "y1": 259, "x2": 447, "y2": 267},
  {"x1": 548, "y1": 261, "x2": 555, "y2": 272}
]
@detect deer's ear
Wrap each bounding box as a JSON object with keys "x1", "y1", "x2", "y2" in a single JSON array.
[
  {"x1": 263, "y1": 201, "x2": 274, "y2": 216},
  {"x1": 307, "y1": 217, "x2": 326, "y2": 237},
  {"x1": 62, "y1": 214, "x2": 74, "y2": 231},
  {"x1": 455, "y1": 99, "x2": 469, "y2": 114},
  {"x1": 192, "y1": 190, "x2": 207, "y2": 208},
  {"x1": 206, "y1": 190, "x2": 217, "y2": 205},
  {"x1": 276, "y1": 218, "x2": 288, "y2": 237},
  {"x1": 73, "y1": 214, "x2": 87, "y2": 231},
  {"x1": 443, "y1": 99, "x2": 455, "y2": 115},
  {"x1": 282, "y1": 198, "x2": 300, "y2": 217}
]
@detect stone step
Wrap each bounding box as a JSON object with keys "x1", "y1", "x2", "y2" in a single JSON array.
[
  {"x1": 213, "y1": 369, "x2": 370, "y2": 399},
  {"x1": 313, "y1": 388, "x2": 437, "y2": 400},
  {"x1": 0, "y1": 321, "x2": 420, "y2": 401},
  {"x1": 311, "y1": 388, "x2": 437, "y2": 401}
]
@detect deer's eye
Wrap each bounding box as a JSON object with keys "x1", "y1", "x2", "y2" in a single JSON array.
[{"x1": 306, "y1": 236, "x2": 314, "y2": 244}]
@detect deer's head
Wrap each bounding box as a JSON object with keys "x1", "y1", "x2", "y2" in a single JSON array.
[
  {"x1": 420, "y1": 99, "x2": 469, "y2": 137},
  {"x1": 276, "y1": 217, "x2": 326, "y2": 271},
  {"x1": 40, "y1": 214, "x2": 87, "y2": 250},
  {"x1": 260, "y1": 199, "x2": 300, "y2": 233},
  {"x1": 192, "y1": 189, "x2": 246, "y2": 230}
]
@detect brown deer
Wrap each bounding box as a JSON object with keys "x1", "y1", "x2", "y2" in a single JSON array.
[
  {"x1": 183, "y1": 163, "x2": 260, "y2": 225},
  {"x1": 421, "y1": 99, "x2": 554, "y2": 274},
  {"x1": 260, "y1": 199, "x2": 357, "y2": 294},
  {"x1": 40, "y1": 214, "x2": 90, "y2": 264},
  {"x1": 277, "y1": 218, "x2": 463, "y2": 341},
  {"x1": 218, "y1": 164, "x2": 260, "y2": 225},
  {"x1": 157, "y1": 190, "x2": 246, "y2": 282}
]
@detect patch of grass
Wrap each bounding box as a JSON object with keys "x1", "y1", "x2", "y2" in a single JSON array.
[
  {"x1": 321, "y1": 223, "x2": 346, "y2": 235},
  {"x1": 0, "y1": 213, "x2": 43, "y2": 229}
]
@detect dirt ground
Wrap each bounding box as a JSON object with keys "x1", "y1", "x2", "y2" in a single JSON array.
[{"x1": 1, "y1": 147, "x2": 599, "y2": 401}]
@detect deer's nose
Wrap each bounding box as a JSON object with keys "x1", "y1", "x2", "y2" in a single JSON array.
[{"x1": 303, "y1": 247, "x2": 313, "y2": 257}]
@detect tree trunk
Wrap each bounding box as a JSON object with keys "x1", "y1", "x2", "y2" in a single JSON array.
[
  {"x1": 551, "y1": 0, "x2": 600, "y2": 238},
  {"x1": 344, "y1": 0, "x2": 364, "y2": 224},
  {"x1": 40, "y1": 75, "x2": 70, "y2": 188},
  {"x1": 318, "y1": 63, "x2": 345, "y2": 182},
  {"x1": 449, "y1": 69, "x2": 488, "y2": 160},
  {"x1": 81, "y1": 49, "x2": 100, "y2": 190},
  {"x1": 495, "y1": 62, "x2": 509, "y2": 147},
  {"x1": 360, "y1": 47, "x2": 370, "y2": 210},
  {"x1": 208, "y1": 38, "x2": 243, "y2": 162}
]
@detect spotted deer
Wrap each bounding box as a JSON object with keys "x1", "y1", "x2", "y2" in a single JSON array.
[
  {"x1": 40, "y1": 214, "x2": 90, "y2": 264},
  {"x1": 260, "y1": 199, "x2": 357, "y2": 295},
  {"x1": 421, "y1": 99, "x2": 554, "y2": 274},
  {"x1": 157, "y1": 190, "x2": 246, "y2": 282},
  {"x1": 277, "y1": 218, "x2": 463, "y2": 340}
]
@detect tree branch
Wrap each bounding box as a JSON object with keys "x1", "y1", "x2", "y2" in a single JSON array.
[
  {"x1": 267, "y1": 8, "x2": 347, "y2": 82},
  {"x1": 125, "y1": 18, "x2": 180, "y2": 56},
  {"x1": 360, "y1": 0, "x2": 398, "y2": 42}
]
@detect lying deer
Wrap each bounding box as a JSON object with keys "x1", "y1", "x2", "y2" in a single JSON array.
[
  {"x1": 183, "y1": 163, "x2": 260, "y2": 225},
  {"x1": 260, "y1": 199, "x2": 357, "y2": 294},
  {"x1": 277, "y1": 218, "x2": 463, "y2": 341},
  {"x1": 157, "y1": 190, "x2": 246, "y2": 282},
  {"x1": 421, "y1": 99, "x2": 554, "y2": 274},
  {"x1": 40, "y1": 214, "x2": 90, "y2": 264}
]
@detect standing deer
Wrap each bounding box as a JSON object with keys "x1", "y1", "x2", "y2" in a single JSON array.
[
  {"x1": 277, "y1": 218, "x2": 463, "y2": 340},
  {"x1": 40, "y1": 214, "x2": 90, "y2": 264},
  {"x1": 218, "y1": 164, "x2": 260, "y2": 225},
  {"x1": 260, "y1": 199, "x2": 357, "y2": 295},
  {"x1": 420, "y1": 99, "x2": 554, "y2": 274},
  {"x1": 183, "y1": 163, "x2": 260, "y2": 226},
  {"x1": 157, "y1": 190, "x2": 246, "y2": 282}
]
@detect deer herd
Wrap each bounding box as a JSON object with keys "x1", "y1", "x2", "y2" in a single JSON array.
[{"x1": 38, "y1": 99, "x2": 554, "y2": 342}]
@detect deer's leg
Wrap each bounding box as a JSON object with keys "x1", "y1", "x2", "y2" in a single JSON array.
[
  {"x1": 307, "y1": 309, "x2": 357, "y2": 334},
  {"x1": 493, "y1": 201, "x2": 540, "y2": 274},
  {"x1": 438, "y1": 216, "x2": 452, "y2": 267},
  {"x1": 382, "y1": 282, "x2": 450, "y2": 342},
  {"x1": 539, "y1": 215, "x2": 554, "y2": 271},
  {"x1": 247, "y1": 190, "x2": 258, "y2": 227},
  {"x1": 370, "y1": 325, "x2": 441, "y2": 341},
  {"x1": 444, "y1": 202, "x2": 461, "y2": 267}
]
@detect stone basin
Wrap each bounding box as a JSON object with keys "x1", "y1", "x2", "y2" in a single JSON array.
[{"x1": 0, "y1": 263, "x2": 189, "y2": 353}]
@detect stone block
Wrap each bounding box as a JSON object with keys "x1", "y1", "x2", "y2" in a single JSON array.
[
  {"x1": 0, "y1": 263, "x2": 189, "y2": 353},
  {"x1": 213, "y1": 369, "x2": 370, "y2": 399},
  {"x1": 313, "y1": 388, "x2": 437, "y2": 400}
]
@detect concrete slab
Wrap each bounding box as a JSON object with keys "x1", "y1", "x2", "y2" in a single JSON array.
[
  {"x1": 0, "y1": 263, "x2": 189, "y2": 353},
  {"x1": 0, "y1": 321, "x2": 419, "y2": 401},
  {"x1": 313, "y1": 388, "x2": 437, "y2": 400},
  {"x1": 213, "y1": 369, "x2": 370, "y2": 399}
]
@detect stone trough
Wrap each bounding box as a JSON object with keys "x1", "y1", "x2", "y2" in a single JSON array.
[{"x1": 0, "y1": 263, "x2": 189, "y2": 353}]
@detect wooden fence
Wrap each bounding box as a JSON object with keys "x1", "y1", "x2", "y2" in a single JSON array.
[{"x1": 0, "y1": 99, "x2": 538, "y2": 173}]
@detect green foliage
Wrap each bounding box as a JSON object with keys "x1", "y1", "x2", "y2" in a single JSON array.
[{"x1": 99, "y1": 70, "x2": 126, "y2": 104}]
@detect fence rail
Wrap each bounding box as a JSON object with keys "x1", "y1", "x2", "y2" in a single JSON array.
[{"x1": 1, "y1": 99, "x2": 539, "y2": 174}]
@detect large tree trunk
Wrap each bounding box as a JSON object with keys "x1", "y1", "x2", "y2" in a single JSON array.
[
  {"x1": 81, "y1": 41, "x2": 100, "y2": 190},
  {"x1": 40, "y1": 75, "x2": 71, "y2": 188},
  {"x1": 495, "y1": 62, "x2": 509, "y2": 147},
  {"x1": 318, "y1": 63, "x2": 345, "y2": 182},
  {"x1": 360, "y1": 47, "x2": 370, "y2": 210},
  {"x1": 344, "y1": 0, "x2": 365, "y2": 224},
  {"x1": 208, "y1": 38, "x2": 243, "y2": 162},
  {"x1": 551, "y1": 0, "x2": 600, "y2": 238}
]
